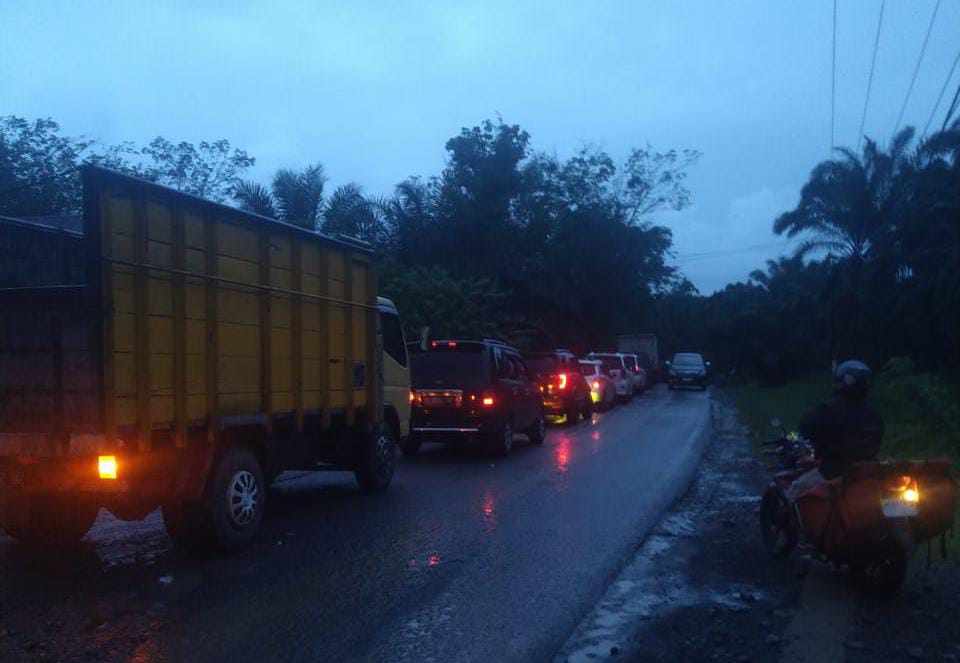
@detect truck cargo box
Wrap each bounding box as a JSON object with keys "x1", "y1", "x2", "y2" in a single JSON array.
[{"x1": 0, "y1": 166, "x2": 396, "y2": 550}]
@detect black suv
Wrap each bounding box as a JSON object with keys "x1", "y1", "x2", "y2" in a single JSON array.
[
  {"x1": 406, "y1": 340, "x2": 545, "y2": 456},
  {"x1": 666, "y1": 352, "x2": 710, "y2": 390},
  {"x1": 526, "y1": 349, "x2": 592, "y2": 424}
]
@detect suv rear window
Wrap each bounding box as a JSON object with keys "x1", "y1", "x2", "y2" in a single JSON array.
[
  {"x1": 526, "y1": 356, "x2": 558, "y2": 379},
  {"x1": 411, "y1": 344, "x2": 490, "y2": 389},
  {"x1": 593, "y1": 355, "x2": 622, "y2": 373},
  {"x1": 672, "y1": 353, "x2": 704, "y2": 369},
  {"x1": 580, "y1": 363, "x2": 599, "y2": 378},
  {"x1": 622, "y1": 355, "x2": 637, "y2": 370}
]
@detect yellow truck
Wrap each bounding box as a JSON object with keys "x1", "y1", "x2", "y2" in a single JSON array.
[{"x1": 0, "y1": 166, "x2": 410, "y2": 551}]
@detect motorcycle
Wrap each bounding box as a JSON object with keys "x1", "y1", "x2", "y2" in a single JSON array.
[{"x1": 759, "y1": 417, "x2": 956, "y2": 597}]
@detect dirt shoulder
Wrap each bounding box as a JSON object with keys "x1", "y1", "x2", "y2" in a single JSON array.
[{"x1": 556, "y1": 391, "x2": 960, "y2": 663}]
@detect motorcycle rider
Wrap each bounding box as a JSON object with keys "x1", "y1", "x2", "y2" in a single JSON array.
[{"x1": 785, "y1": 360, "x2": 884, "y2": 502}]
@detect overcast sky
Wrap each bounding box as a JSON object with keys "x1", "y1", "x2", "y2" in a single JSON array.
[{"x1": 2, "y1": 1, "x2": 957, "y2": 292}]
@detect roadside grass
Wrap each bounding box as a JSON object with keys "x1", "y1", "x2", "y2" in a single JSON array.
[{"x1": 727, "y1": 362, "x2": 960, "y2": 560}]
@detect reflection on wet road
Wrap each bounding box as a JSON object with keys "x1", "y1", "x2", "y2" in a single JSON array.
[{"x1": 0, "y1": 386, "x2": 711, "y2": 663}]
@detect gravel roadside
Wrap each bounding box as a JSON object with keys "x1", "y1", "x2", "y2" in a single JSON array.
[{"x1": 557, "y1": 391, "x2": 960, "y2": 663}]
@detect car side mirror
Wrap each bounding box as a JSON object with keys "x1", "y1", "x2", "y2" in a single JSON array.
[
  {"x1": 665, "y1": 361, "x2": 671, "y2": 367},
  {"x1": 705, "y1": 361, "x2": 712, "y2": 369}
]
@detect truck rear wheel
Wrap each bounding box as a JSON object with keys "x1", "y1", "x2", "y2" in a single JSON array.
[
  {"x1": 355, "y1": 423, "x2": 396, "y2": 492},
  {"x1": 212, "y1": 447, "x2": 266, "y2": 551},
  {"x1": 1, "y1": 494, "x2": 99, "y2": 548}
]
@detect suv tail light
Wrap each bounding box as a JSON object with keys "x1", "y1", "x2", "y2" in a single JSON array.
[
  {"x1": 557, "y1": 373, "x2": 568, "y2": 390},
  {"x1": 482, "y1": 394, "x2": 495, "y2": 407},
  {"x1": 592, "y1": 380, "x2": 600, "y2": 390}
]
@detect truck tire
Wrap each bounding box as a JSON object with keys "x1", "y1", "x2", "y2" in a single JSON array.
[
  {"x1": 527, "y1": 412, "x2": 546, "y2": 445},
  {"x1": 206, "y1": 446, "x2": 267, "y2": 552},
  {"x1": 1, "y1": 494, "x2": 99, "y2": 548},
  {"x1": 400, "y1": 432, "x2": 422, "y2": 457},
  {"x1": 355, "y1": 423, "x2": 397, "y2": 492}
]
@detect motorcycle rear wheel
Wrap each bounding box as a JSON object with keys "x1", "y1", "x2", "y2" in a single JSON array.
[{"x1": 760, "y1": 487, "x2": 797, "y2": 557}]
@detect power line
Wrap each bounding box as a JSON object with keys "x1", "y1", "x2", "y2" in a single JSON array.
[
  {"x1": 923, "y1": 48, "x2": 960, "y2": 137},
  {"x1": 830, "y1": 0, "x2": 838, "y2": 157},
  {"x1": 672, "y1": 240, "x2": 794, "y2": 263},
  {"x1": 894, "y1": 0, "x2": 941, "y2": 135},
  {"x1": 857, "y1": 0, "x2": 885, "y2": 153}
]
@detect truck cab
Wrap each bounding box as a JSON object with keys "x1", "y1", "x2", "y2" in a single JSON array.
[{"x1": 378, "y1": 297, "x2": 411, "y2": 442}]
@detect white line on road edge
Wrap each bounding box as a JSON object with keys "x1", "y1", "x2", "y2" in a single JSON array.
[{"x1": 552, "y1": 401, "x2": 714, "y2": 663}]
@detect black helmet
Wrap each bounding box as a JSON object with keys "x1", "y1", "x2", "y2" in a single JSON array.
[{"x1": 833, "y1": 360, "x2": 872, "y2": 399}]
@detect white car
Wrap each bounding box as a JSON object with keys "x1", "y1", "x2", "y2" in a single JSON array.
[
  {"x1": 579, "y1": 359, "x2": 616, "y2": 411},
  {"x1": 587, "y1": 353, "x2": 633, "y2": 403},
  {"x1": 621, "y1": 353, "x2": 648, "y2": 393}
]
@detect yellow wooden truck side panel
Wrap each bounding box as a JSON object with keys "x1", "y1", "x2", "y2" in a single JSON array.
[{"x1": 97, "y1": 181, "x2": 377, "y2": 449}]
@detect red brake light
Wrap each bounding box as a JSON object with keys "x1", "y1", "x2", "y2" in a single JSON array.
[
  {"x1": 482, "y1": 395, "x2": 495, "y2": 407},
  {"x1": 448, "y1": 341, "x2": 457, "y2": 347},
  {"x1": 558, "y1": 373, "x2": 567, "y2": 390},
  {"x1": 634, "y1": 366, "x2": 640, "y2": 373},
  {"x1": 431, "y1": 341, "x2": 438, "y2": 347},
  {"x1": 592, "y1": 381, "x2": 600, "y2": 390}
]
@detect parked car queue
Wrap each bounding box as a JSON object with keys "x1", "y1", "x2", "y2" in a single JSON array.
[{"x1": 403, "y1": 339, "x2": 653, "y2": 457}]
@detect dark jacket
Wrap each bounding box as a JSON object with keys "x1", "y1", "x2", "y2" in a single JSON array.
[{"x1": 798, "y1": 395, "x2": 884, "y2": 478}]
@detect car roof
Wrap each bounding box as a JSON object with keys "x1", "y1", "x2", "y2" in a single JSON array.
[{"x1": 428, "y1": 339, "x2": 522, "y2": 353}]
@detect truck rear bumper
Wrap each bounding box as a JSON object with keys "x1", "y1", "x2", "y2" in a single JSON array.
[{"x1": 0, "y1": 445, "x2": 214, "y2": 501}]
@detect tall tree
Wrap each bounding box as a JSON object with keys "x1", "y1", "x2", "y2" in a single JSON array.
[
  {"x1": 773, "y1": 128, "x2": 915, "y2": 261},
  {"x1": 0, "y1": 116, "x2": 90, "y2": 216}
]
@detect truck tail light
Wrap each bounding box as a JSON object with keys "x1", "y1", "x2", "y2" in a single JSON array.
[{"x1": 98, "y1": 455, "x2": 118, "y2": 480}]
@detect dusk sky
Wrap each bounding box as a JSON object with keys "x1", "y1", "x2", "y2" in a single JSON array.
[{"x1": 3, "y1": 0, "x2": 957, "y2": 292}]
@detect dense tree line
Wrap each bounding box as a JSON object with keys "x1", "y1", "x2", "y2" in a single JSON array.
[
  {"x1": 4, "y1": 114, "x2": 957, "y2": 382},
  {"x1": 1, "y1": 116, "x2": 696, "y2": 353},
  {"x1": 654, "y1": 123, "x2": 960, "y2": 383}
]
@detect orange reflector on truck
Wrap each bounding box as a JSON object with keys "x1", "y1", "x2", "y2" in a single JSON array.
[{"x1": 98, "y1": 455, "x2": 118, "y2": 480}]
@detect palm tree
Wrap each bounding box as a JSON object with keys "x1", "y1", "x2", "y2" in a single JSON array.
[
  {"x1": 234, "y1": 163, "x2": 326, "y2": 230},
  {"x1": 322, "y1": 183, "x2": 384, "y2": 244},
  {"x1": 773, "y1": 128, "x2": 916, "y2": 261}
]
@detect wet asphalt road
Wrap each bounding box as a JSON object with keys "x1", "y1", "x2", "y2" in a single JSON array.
[{"x1": 0, "y1": 386, "x2": 711, "y2": 663}]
